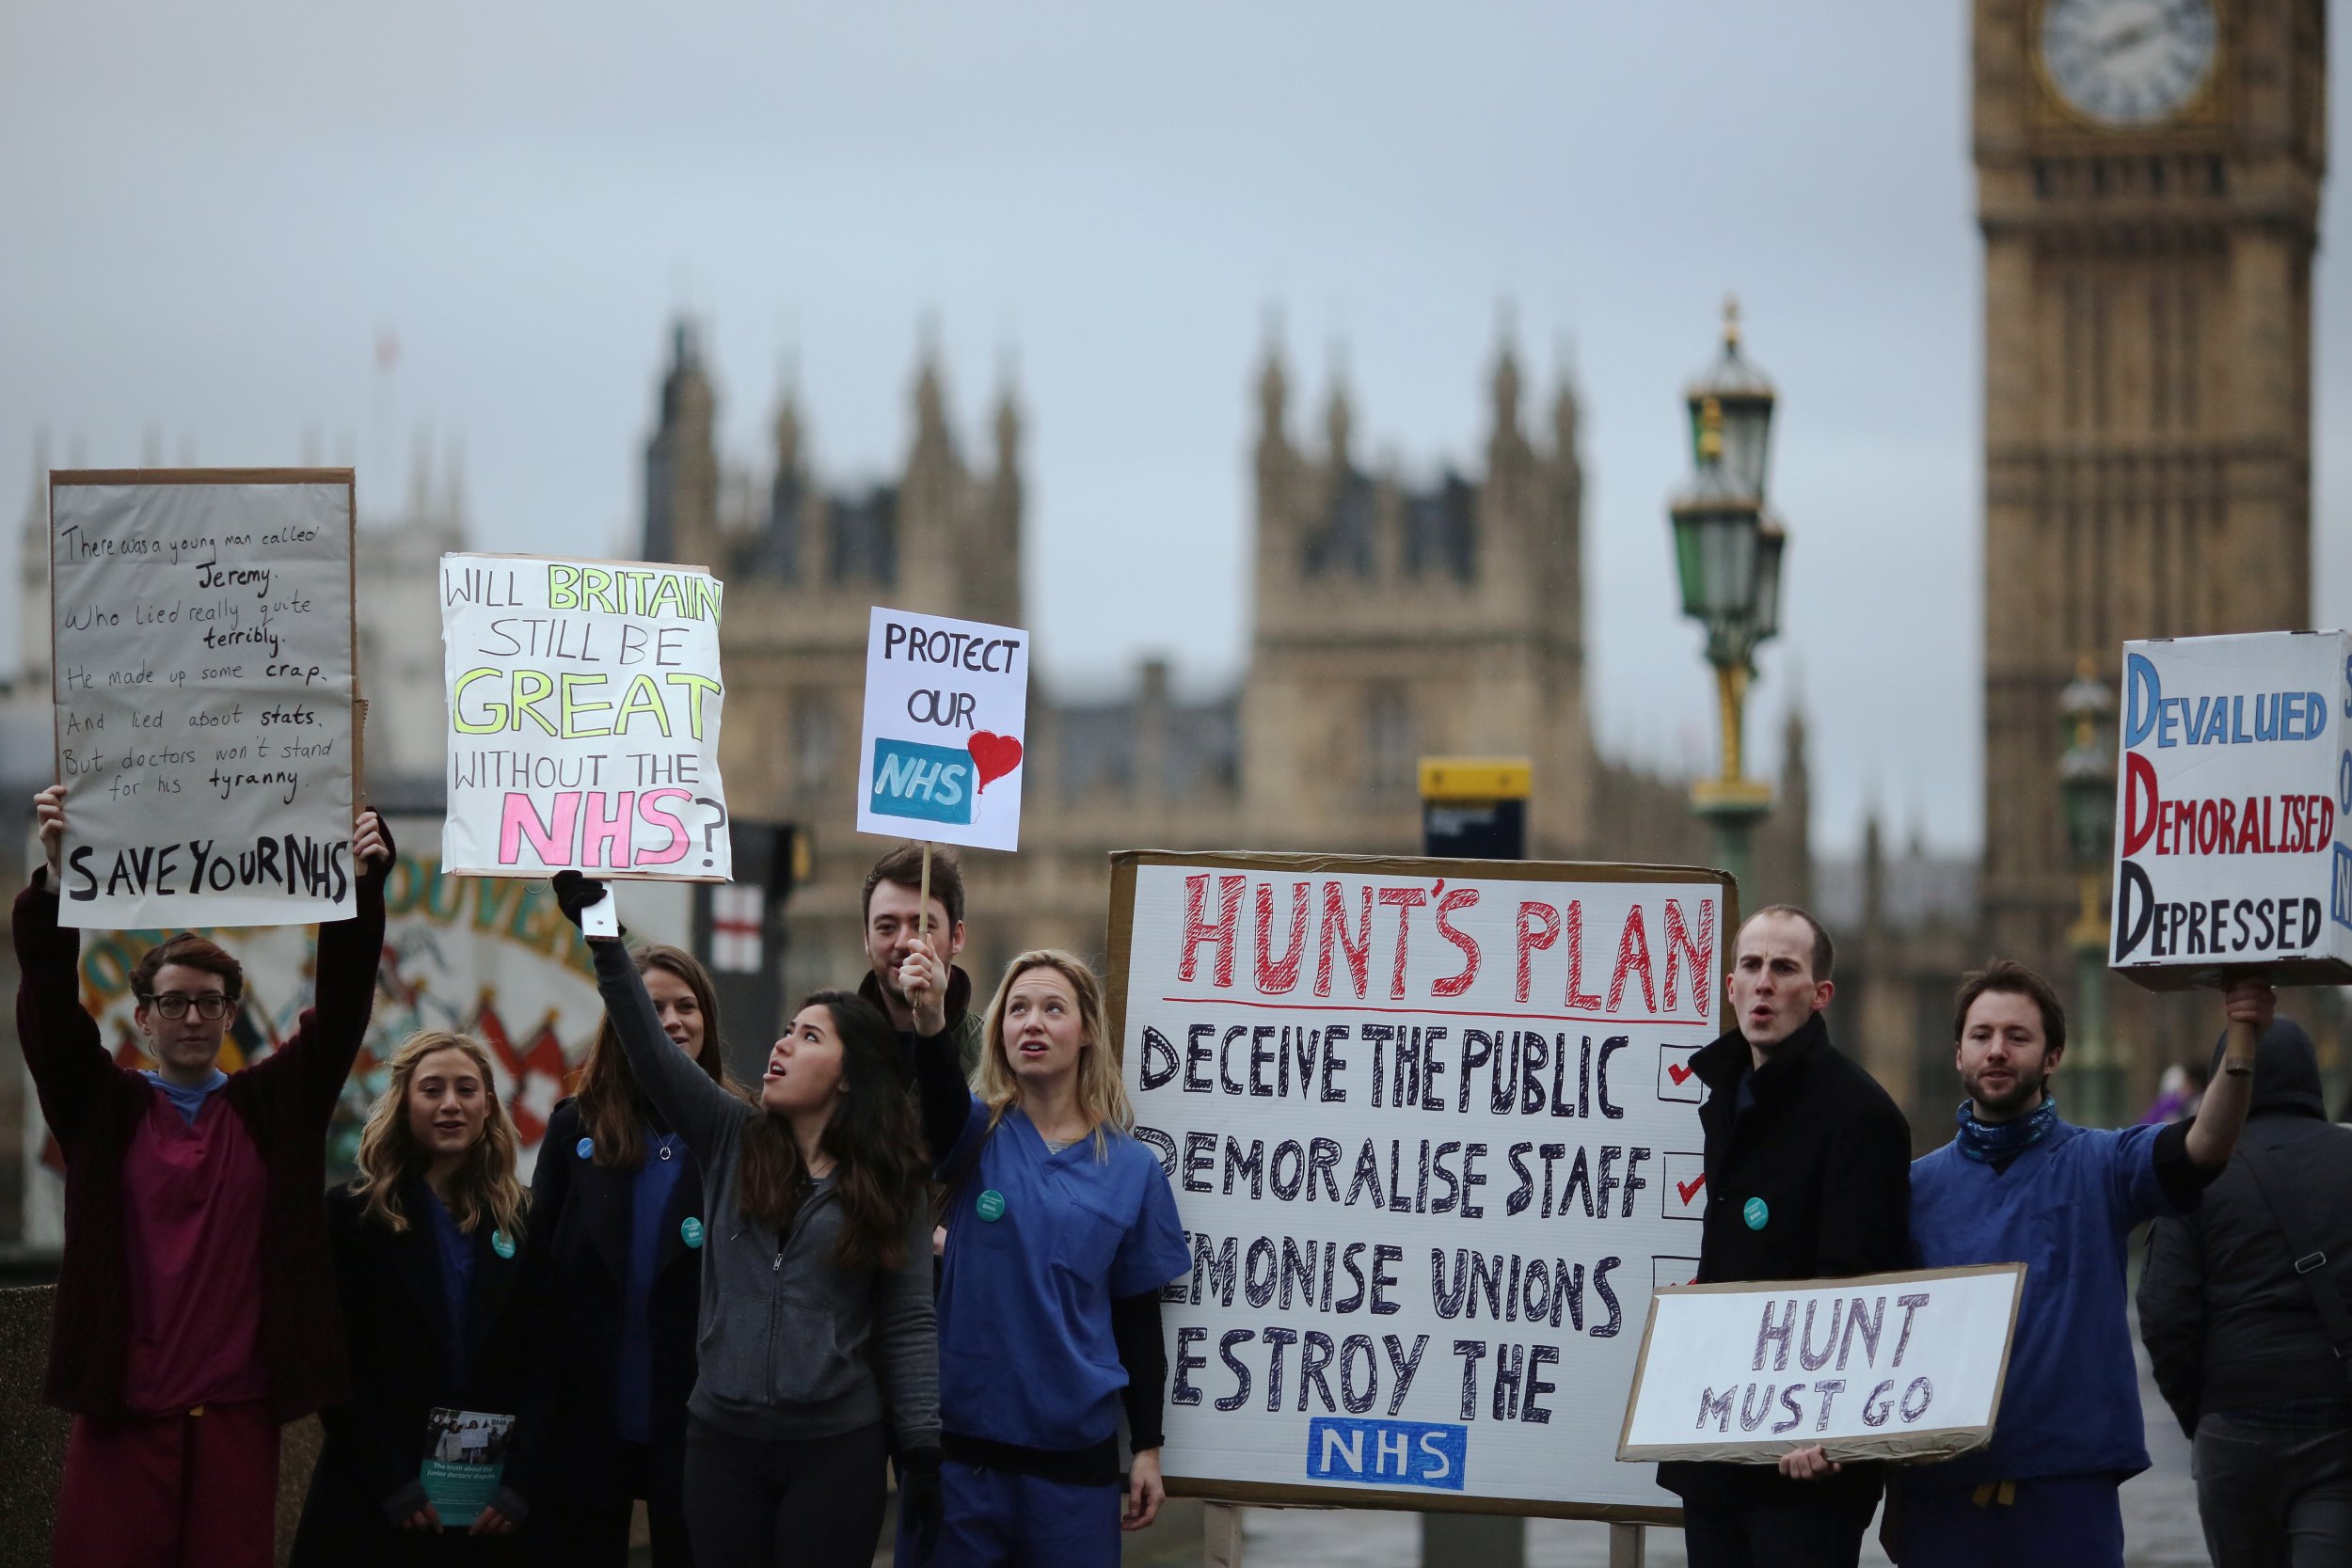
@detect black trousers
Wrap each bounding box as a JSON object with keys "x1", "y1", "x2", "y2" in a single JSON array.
[
  {"x1": 682, "y1": 1419, "x2": 887, "y2": 1568},
  {"x1": 1681, "y1": 1492, "x2": 1879, "y2": 1568},
  {"x1": 534, "y1": 1442, "x2": 692, "y2": 1568}
]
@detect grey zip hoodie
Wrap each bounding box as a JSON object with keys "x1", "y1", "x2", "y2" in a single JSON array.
[{"x1": 591, "y1": 938, "x2": 939, "y2": 1448}]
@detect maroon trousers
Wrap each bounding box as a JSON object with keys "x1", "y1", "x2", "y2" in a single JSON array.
[{"x1": 54, "y1": 1401, "x2": 278, "y2": 1568}]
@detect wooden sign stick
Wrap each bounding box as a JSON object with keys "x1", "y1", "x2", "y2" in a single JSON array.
[{"x1": 918, "y1": 841, "x2": 933, "y2": 941}]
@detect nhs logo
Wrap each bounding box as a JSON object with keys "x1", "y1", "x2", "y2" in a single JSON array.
[
  {"x1": 1303, "y1": 1418, "x2": 1467, "y2": 1493},
  {"x1": 869, "y1": 738, "x2": 974, "y2": 827}
]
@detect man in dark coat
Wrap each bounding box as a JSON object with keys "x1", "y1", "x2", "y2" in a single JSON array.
[
  {"x1": 2139, "y1": 1016, "x2": 2352, "y2": 1567},
  {"x1": 1657, "y1": 904, "x2": 1915, "y2": 1568}
]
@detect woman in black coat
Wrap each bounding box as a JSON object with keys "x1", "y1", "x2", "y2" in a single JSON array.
[
  {"x1": 293, "y1": 1030, "x2": 539, "y2": 1567},
  {"x1": 516, "y1": 943, "x2": 731, "y2": 1568}
]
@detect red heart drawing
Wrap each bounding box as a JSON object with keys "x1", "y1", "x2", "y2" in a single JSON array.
[
  {"x1": 968, "y1": 732, "x2": 1024, "y2": 794},
  {"x1": 1667, "y1": 1061, "x2": 1695, "y2": 1086},
  {"x1": 1676, "y1": 1173, "x2": 1708, "y2": 1207}
]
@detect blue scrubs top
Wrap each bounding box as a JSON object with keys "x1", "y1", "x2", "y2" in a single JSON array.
[
  {"x1": 935, "y1": 1100, "x2": 1192, "y2": 1451},
  {"x1": 421, "y1": 1185, "x2": 477, "y2": 1390},
  {"x1": 1908, "y1": 1119, "x2": 2185, "y2": 1489},
  {"x1": 616, "y1": 1122, "x2": 690, "y2": 1444}
]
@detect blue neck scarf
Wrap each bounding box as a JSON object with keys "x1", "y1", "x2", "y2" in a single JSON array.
[{"x1": 1955, "y1": 1094, "x2": 2059, "y2": 1164}]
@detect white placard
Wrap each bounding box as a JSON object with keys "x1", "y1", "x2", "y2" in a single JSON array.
[
  {"x1": 2111, "y1": 630, "x2": 2352, "y2": 988},
  {"x1": 1112, "y1": 851, "x2": 1724, "y2": 1520},
  {"x1": 439, "y1": 553, "x2": 730, "y2": 880},
  {"x1": 855, "y1": 606, "x2": 1028, "y2": 853},
  {"x1": 51, "y1": 473, "x2": 357, "y2": 928},
  {"x1": 1616, "y1": 1265, "x2": 2025, "y2": 1464}
]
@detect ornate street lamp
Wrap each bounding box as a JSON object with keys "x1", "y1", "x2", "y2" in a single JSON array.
[
  {"x1": 1670, "y1": 300, "x2": 1785, "y2": 896},
  {"x1": 2058, "y1": 658, "x2": 2120, "y2": 1125}
]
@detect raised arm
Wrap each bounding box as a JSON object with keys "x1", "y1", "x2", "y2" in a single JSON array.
[
  {"x1": 2185, "y1": 977, "x2": 2273, "y2": 1170},
  {"x1": 279, "y1": 810, "x2": 393, "y2": 1117},
  {"x1": 552, "y1": 873, "x2": 745, "y2": 1159},
  {"x1": 15, "y1": 786, "x2": 118, "y2": 1141}
]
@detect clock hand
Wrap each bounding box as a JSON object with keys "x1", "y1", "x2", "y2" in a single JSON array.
[{"x1": 2096, "y1": 19, "x2": 2159, "y2": 60}]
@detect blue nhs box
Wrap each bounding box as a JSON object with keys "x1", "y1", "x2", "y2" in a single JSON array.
[
  {"x1": 869, "y1": 737, "x2": 975, "y2": 827},
  {"x1": 1303, "y1": 1417, "x2": 1467, "y2": 1492}
]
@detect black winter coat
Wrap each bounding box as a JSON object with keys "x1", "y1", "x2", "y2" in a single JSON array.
[
  {"x1": 1657, "y1": 1012, "x2": 1915, "y2": 1511},
  {"x1": 511, "y1": 1098, "x2": 704, "y2": 1519},
  {"x1": 2139, "y1": 1019, "x2": 2352, "y2": 1436},
  {"x1": 293, "y1": 1180, "x2": 540, "y2": 1568}
]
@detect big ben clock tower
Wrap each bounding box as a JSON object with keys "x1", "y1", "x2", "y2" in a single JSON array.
[{"x1": 1976, "y1": 0, "x2": 2325, "y2": 1078}]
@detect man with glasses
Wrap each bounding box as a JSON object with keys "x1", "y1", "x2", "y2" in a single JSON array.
[{"x1": 17, "y1": 784, "x2": 394, "y2": 1568}]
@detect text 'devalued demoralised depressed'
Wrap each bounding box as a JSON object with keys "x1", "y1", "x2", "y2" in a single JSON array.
[
  {"x1": 50, "y1": 472, "x2": 358, "y2": 928},
  {"x1": 438, "y1": 553, "x2": 729, "y2": 880},
  {"x1": 856, "y1": 605, "x2": 1028, "y2": 853},
  {"x1": 1617, "y1": 1265, "x2": 2025, "y2": 1464},
  {"x1": 1109, "y1": 850, "x2": 1726, "y2": 1520}
]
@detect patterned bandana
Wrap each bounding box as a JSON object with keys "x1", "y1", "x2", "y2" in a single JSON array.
[{"x1": 1954, "y1": 1093, "x2": 2059, "y2": 1164}]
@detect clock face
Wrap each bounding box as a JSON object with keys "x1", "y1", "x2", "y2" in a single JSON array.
[{"x1": 2040, "y1": 0, "x2": 2217, "y2": 127}]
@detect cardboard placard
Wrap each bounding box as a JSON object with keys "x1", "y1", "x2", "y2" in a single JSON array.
[
  {"x1": 2110, "y1": 630, "x2": 2352, "y2": 988},
  {"x1": 1615, "y1": 1264, "x2": 2025, "y2": 1465},
  {"x1": 855, "y1": 606, "x2": 1028, "y2": 852},
  {"x1": 49, "y1": 469, "x2": 359, "y2": 928},
  {"x1": 438, "y1": 552, "x2": 730, "y2": 881},
  {"x1": 1108, "y1": 850, "x2": 1733, "y2": 1523}
]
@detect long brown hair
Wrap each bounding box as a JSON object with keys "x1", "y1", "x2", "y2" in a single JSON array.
[
  {"x1": 737, "y1": 990, "x2": 927, "y2": 1271},
  {"x1": 975, "y1": 950, "x2": 1132, "y2": 1161},
  {"x1": 576, "y1": 943, "x2": 734, "y2": 1167},
  {"x1": 351, "y1": 1031, "x2": 528, "y2": 1242}
]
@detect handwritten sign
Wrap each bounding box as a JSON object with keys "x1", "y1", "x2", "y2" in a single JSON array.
[
  {"x1": 855, "y1": 606, "x2": 1028, "y2": 853},
  {"x1": 1108, "y1": 850, "x2": 1726, "y2": 1522},
  {"x1": 439, "y1": 553, "x2": 730, "y2": 880},
  {"x1": 2111, "y1": 631, "x2": 2352, "y2": 988},
  {"x1": 50, "y1": 470, "x2": 358, "y2": 928}
]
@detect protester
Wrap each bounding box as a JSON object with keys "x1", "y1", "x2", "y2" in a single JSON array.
[
  {"x1": 17, "y1": 784, "x2": 390, "y2": 1568},
  {"x1": 900, "y1": 946, "x2": 1191, "y2": 1566},
  {"x1": 550, "y1": 871, "x2": 939, "y2": 1568},
  {"x1": 293, "y1": 1032, "x2": 538, "y2": 1565},
  {"x1": 860, "y1": 843, "x2": 985, "y2": 1080},
  {"x1": 2139, "y1": 1059, "x2": 2208, "y2": 1125},
  {"x1": 1885, "y1": 959, "x2": 2268, "y2": 1568},
  {"x1": 518, "y1": 944, "x2": 730, "y2": 1568},
  {"x1": 1655, "y1": 904, "x2": 1914, "y2": 1568},
  {"x1": 2139, "y1": 1016, "x2": 2352, "y2": 1568}
]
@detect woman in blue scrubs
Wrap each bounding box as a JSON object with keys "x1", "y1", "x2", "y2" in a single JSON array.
[{"x1": 898, "y1": 946, "x2": 1192, "y2": 1567}]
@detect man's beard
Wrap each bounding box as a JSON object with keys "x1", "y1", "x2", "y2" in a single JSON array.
[
  {"x1": 872, "y1": 961, "x2": 908, "y2": 1006},
  {"x1": 1963, "y1": 1065, "x2": 2049, "y2": 1120}
]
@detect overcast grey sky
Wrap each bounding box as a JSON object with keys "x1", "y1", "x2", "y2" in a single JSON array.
[{"x1": 4, "y1": 2, "x2": 2348, "y2": 856}]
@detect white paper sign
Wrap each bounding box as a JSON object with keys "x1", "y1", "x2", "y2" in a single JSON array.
[
  {"x1": 439, "y1": 553, "x2": 730, "y2": 881},
  {"x1": 51, "y1": 473, "x2": 357, "y2": 928},
  {"x1": 1616, "y1": 1265, "x2": 2024, "y2": 1464},
  {"x1": 1113, "y1": 852, "x2": 1724, "y2": 1519},
  {"x1": 2111, "y1": 630, "x2": 2352, "y2": 988},
  {"x1": 855, "y1": 606, "x2": 1028, "y2": 853}
]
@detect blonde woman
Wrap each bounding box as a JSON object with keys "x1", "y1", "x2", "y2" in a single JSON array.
[
  {"x1": 292, "y1": 1032, "x2": 538, "y2": 1567},
  {"x1": 897, "y1": 946, "x2": 1193, "y2": 1567}
]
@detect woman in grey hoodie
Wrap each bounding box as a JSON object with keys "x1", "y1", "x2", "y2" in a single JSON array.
[{"x1": 551, "y1": 872, "x2": 942, "y2": 1566}]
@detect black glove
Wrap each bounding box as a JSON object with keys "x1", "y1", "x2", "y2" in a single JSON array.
[
  {"x1": 549, "y1": 870, "x2": 622, "y2": 938},
  {"x1": 898, "y1": 1446, "x2": 943, "y2": 1562}
]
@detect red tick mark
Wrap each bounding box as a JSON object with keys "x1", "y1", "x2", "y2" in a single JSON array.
[
  {"x1": 1676, "y1": 1174, "x2": 1708, "y2": 1206},
  {"x1": 1667, "y1": 1062, "x2": 1696, "y2": 1086}
]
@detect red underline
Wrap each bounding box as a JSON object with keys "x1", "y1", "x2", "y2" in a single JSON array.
[{"x1": 1153, "y1": 995, "x2": 1704, "y2": 1027}]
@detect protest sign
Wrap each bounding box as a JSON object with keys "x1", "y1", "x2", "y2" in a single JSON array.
[
  {"x1": 49, "y1": 470, "x2": 358, "y2": 928},
  {"x1": 1615, "y1": 1264, "x2": 2024, "y2": 1465},
  {"x1": 1109, "y1": 850, "x2": 1728, "y2": 1522},
  {"x1": 855, "y1": 606, "x2": 1027, "y2": 853},
  {"x1": 2110, "y1": 630, "x2": 2352, "y2": 989},
  {"x1": 439, "y1": 552, "x2": 729, "y2": 881}
]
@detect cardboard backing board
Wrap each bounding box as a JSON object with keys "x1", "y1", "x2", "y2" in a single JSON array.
[
  {"x1": 1614, "y1": 1263, "x2": 2026, "y2": 1465},
  {"x1": 1108, "y1": 848, "x2": 1736, "y2": 1523}
]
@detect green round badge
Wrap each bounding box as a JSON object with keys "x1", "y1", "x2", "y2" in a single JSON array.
[
  {"x1": 680, "y1": 1216, "x2": 705, "y2": 1248},
  {"x1": 491, "y1": 1228, "x2": 516, "y2": 1259},
  {"x1": 976, "y1": 1189, "x2": 1007, "y2": 1223},
  {"x1": 1741, "y1": 1197, "x2": 1770, "y2": 1231}
]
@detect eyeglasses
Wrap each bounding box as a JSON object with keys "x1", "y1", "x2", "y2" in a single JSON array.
[{"x1": 147, "y1": 992, "x2": 232, "y2": 1022}]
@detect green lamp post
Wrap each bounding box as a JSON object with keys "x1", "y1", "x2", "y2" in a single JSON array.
[{"x1": 2058, "y1": 659, "x2": 2120, "y2": 1126}]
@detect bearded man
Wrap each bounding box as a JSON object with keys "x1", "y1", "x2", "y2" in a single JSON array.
[{"x1": 1874, "y1": 959, "x2": 2269, "y2": 1568}]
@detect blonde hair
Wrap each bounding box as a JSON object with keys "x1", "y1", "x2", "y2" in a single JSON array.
[
  {"x1": 351, "y1": 1030, "x2": 528, "y2": 1242},
  {"x1": 975, "y1": 950, "x2": 1133, "y2": 1161}
]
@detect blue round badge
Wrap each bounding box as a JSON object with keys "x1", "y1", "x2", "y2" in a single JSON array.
[
  {"x1": 492, "y1": 1228, "x2": 516, "y2": 1259},
  {"x1": 977, "y1": 1189, "x2": 1007, "y2": 1223},
  {"x1": 681, "y1": 1216, "x2": 706, "y2": 1249},
  {"x1": 575, "y1": 1136, "x2": 595, "y2": 1160},
  {"x1": 1742, "y1": 1197, "x2": 1770, "y2": 1231}
]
